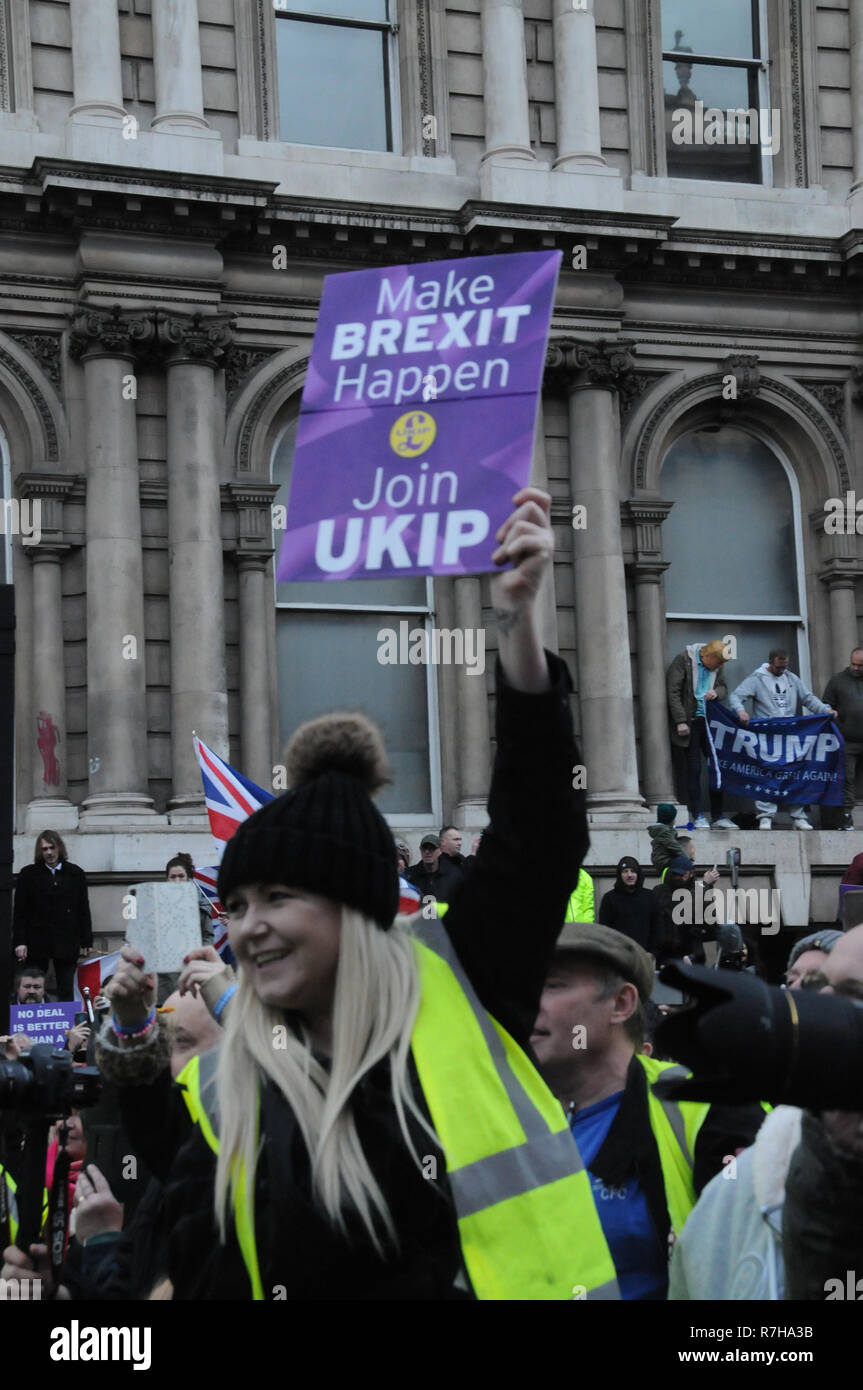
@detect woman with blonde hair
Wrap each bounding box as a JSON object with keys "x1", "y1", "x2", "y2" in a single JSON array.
[{"x1": 84, "y1": 489, "x2": 617, "y2": 1300}]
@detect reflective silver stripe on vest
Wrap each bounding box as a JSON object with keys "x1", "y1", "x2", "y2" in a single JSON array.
[
  {"x1": 197, "y1": 1046, "x2": 221, "y2": 1137},
  {"x1": 449, "y1": 1126, "x2": 583, "y2": 1218},
  {"x1": 651, "y1": 1065, "x2": 694, "y2": 1169},
  {"x1": 413, "y1": 914, "x2": 550, "y2": 1141},
  {"x1": 411, "y1": 915, "x2": 592, "y2": 1200}
]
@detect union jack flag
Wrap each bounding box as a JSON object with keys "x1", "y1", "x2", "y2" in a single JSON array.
[{"x1": 193, "y1": 734, "x2": 273, "y2": 847}]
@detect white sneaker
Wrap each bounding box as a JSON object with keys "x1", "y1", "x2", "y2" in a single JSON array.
[
  {"x1": 793, "y1": 817, "x2": 813, "y2": 830},
  {"x1": 712, "y1": 817, "x2": 736, "y2": 830},
  {"x1": 758, "y1": 817, "x2": 772, "y2": 830},
  {"x1": 693, "y1": 815, "x2": 710, "y2": 830}
]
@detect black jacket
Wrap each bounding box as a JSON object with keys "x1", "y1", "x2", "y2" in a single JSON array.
[
  {"x1": 823, "y1": 668, "x2": 863, "y2": 750},
  {"x1": 117, "y1": 652, "x2": 588, "y2": 1300},
  {"x1": 405, "y1": 854, "x2": 464, "y2": 905},
  {"x1": 13, "y1": 861, "x2": 92, "y2": 961},
  {"x1": 782, "y1": 1110, "x2": 863, "y2": 1300},
  {"x1": 598, "y1": 859, "x2": 662, "y2": 954}
]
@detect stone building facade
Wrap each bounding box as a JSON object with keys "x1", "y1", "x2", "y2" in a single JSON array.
[{"x1": 2, "y1": 0, "x2": 862, "y2": 939}]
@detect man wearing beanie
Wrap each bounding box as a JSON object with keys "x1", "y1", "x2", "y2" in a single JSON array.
[
  {"x1": 598, "y1": 857, "x2": 662, "y2": 956},
  {"x1": 666, "y1": 639, "x2": 736, "y2": 832},
  {"x1": 784, "y1": 928, "x2": 842, "y2": 990},
  {"x1": 648, "y1": 803, "x2": 682, "y2": 876},
  {"x1": 531, "y1": 923, "x2": 765, "y2": 1300}
]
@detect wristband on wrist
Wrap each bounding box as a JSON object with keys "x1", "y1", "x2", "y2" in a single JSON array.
[
  {"x1": 112, "y1": 1008, "x2": 155, "y2": 1037},
  {"x1": 212, "y1": 984, "x2": 237, "y2": 1020}
]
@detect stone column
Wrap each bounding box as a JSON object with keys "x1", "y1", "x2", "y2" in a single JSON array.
[
  {"x1": 480, "y1": 0, "x2": 536, "y2": 163},
  {"x1": 850, "y1": 0, "x2": 863, "y2": 190},
  {"x1": 821, "y1": 568, "x2": 862, "y2": 675},
  {"x1": 530, "y1": 396, "x2": 559, "y2": 654},
  {"x1": 17, "y1": 472, "x2": 78, "y2": 827},
  {"x1": 552, "y1": 0, "x2": 606, "y2": 169},
  {"x1": 69, "y1": 0, "x2": 125, "y2": 122},
  {"x1": 453, "y1": 576, "x2": 491, "y2": 825},
  {"x1": 546, "y1": 338, "x2": 645, "y2": 823},
  {"x1": 624, "y1": 498, "x2": 676, "y2": 806},
  {"x1": 228, "y1": 484, "x2": 280, "y2": 791},
  {"x1": 151, "y1": 0, "x2": 209, "y2": 131},
  {"x1": 160, "y1": 312, "x2": 234, "y2": 816},
  {"x1": 70, "y1": 306, "x2": 156, "y2": 818}
]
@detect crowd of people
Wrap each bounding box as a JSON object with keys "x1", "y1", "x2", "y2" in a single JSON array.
[{"x1": 1, "y1": 487, "x2": 861, "y2": 1303}]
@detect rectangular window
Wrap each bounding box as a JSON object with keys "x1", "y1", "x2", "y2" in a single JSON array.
[
  {"x1": 272, "y1": 420, "x2": 440, "y2": 822},
  {"x1": 661, "y1": 0, "x2": 771, "y2": 184},
  {"x1": 273, "y1": 0, "x2": 397, "y2": 152}
]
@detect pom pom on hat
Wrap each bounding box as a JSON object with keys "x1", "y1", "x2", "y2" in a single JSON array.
[{"x1": 218, "y1": 712, "x2": 400, "y2": 929}]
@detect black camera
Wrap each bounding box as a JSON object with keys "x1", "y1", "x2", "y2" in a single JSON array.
[{"x1": 0, "y1": 1044, "x2": 101, "y2": 1119}]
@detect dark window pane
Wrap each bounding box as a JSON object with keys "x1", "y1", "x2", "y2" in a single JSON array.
[
  {"x1": 276, "y1": 19, "x2": 389, "y2": 150},
  {"x1": 272, "y1": 423, "x2": 426, "y2": 605},
  {"x1": 661, "y1": 0, "x2": 756, "y2": 60},
  {"x1": 661, "y1": 428, "x2": 799, "y2": 616},
  {"x1": 664, "y1": 62, "x2": 764, "y2": 181},
  {"x1": 275, "y1": 0, "x2": 389, "y2": 20},
  {"x1": 276, "y1": 610, "x2": 432, "y2": 813}
]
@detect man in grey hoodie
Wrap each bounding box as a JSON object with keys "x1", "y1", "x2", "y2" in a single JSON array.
[{"x1": 729, "y1": 649, "x2": 837, "y2": 830}]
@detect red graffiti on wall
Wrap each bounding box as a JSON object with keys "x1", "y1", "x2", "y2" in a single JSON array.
[{"x1": 37, "y1": 711, "x2": 60, "y2": 787}]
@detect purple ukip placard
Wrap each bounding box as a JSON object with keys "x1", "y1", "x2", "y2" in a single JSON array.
[{"x1": 276, "y1": 250, "x2": 562, "y2": 582}]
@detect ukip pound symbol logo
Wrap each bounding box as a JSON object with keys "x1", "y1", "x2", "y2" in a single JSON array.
[{"x1": 389, "y1": 410, "x2": 437, "y2": 459}]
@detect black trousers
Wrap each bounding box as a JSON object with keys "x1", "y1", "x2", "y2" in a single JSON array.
[
  {"x1": 683, "y1": 717, "x2": 723, "y2": 821},
  {"x1": 31, "y1": 958, "x2": 77, "y2": 1003}
]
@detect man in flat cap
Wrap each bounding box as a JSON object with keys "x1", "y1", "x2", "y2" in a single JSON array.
[
  {"x1": 531, "y1": 922, "x2": 764, "y2": 1300},
  {"x1": 667, "y1": 639, "x2": 737, "y2": 831}
]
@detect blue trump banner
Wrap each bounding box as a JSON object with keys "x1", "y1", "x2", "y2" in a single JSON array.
[{"x1": 705, "y1": 703, "x2": 844, "y2": 806}]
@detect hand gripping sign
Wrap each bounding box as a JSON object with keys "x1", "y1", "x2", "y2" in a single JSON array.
[{"x1": 276, "y1": 251, "x2": 562, "y2": 582}]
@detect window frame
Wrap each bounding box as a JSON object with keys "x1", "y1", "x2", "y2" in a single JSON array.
[
  {"x1": 659, "y1": 0, "x2": 773, "y2": 187},
  {"x1": 270, "y1": 421, "x2": 443, "y2": 827},
  {"x1": 662, "y1": 424, "x2": 812, "y2": 688},
  {"x1": 271, "y1": 0, "x2": 402, "y2": 155},
  {"x1": 627, "y1": 0, "x2": 819, "y2": 189}
]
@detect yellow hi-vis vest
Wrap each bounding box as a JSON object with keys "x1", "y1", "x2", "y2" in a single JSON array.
[
  {"x1": 1, "y1": 1165, "x2": 19, "y2": 1243},
  {"x1": 178, "y1": 915, "x2": 620, "y2": 1301},
  {"x1": 636, "y1": 1054, "x2": 710, "y2": 1235}
]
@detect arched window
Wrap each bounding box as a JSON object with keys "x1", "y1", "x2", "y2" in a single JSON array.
[
  {"x1": 1, "y1": 423, "x2": 12, "y2": 583},
  {"x1": 661, "y1": 424, "x2": 809, "y2": 695},
  {"x1": 271, "y1": 417, "x2": 441, "y2": 822}
]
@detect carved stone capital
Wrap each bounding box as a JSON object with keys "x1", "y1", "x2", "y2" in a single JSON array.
[
  {"x1": 818, "y1": 559, "x2": 863, "y2": 589},
  {"x1": 158, "y1": 311, "x2": 236, "y2": 367},
  {"x1": 545, "y1": 337, "x2": 638, "y2": 396},
  {"x1": 68, "y1": 304, "x2": 159, "y2": 361},
  {"x1": 720, "y1": 353, "x2": 761, "y2": 401},
  {"x1": 226, "y1": 481, "x2": 279, "y2": 557},
  {"x1": 14, "y1": 471, "x2": 76, "y2": 547},
  {"x1": 622, "y1": 497, "x2": 674, "y2": 563}
]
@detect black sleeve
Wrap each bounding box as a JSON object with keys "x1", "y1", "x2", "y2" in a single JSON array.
[
  {"x1": 440, "y1": 651, "x2": 588, "y2": 1049},
  {"x1": 597, "y1": 892, "x2": 614, "y2": 927},
  {"x1": 114, "y1": 1069, "x2": 195, "y2": 1184},
  {"x1": 76, "y1": 868, "x2": 93, "y2": 949},
  {"x1": 648, "y1": 894, "x2": 663, "y2": 958},
  {"x1": 692, "y1": 1101, "x2": 767, "y2": 1194},
  {"x1": 12, "y1": 868, "x2": 32, "y2": 948}
]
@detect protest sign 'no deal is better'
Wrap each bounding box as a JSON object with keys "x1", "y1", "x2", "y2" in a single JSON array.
[{"x1": 276, "y1": 250, "x2": 562, "y2": 582}]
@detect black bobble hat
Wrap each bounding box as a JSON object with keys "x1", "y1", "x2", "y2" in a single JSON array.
[{"x1": 217, "y1": 713, "x2": 400, "y2": 929}]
